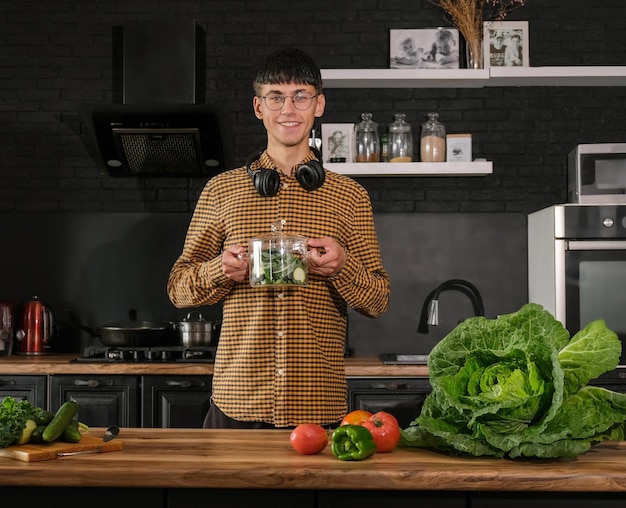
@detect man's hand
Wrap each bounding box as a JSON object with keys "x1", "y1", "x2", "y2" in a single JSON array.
[
  {"x1": 307, "y1": 237, "x2": 347, "y2": 277},
  {"x1": 222, "y1": 245, "x2": 248, "y2": 282}
]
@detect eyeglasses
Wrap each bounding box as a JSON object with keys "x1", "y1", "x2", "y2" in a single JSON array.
[{"x1": 259, "y1": 92, "x2": 317, "y2": 111}]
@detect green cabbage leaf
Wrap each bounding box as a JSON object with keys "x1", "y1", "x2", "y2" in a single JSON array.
[{"x1": 400, "y1": 303, "x2": 626, "y2": 458}]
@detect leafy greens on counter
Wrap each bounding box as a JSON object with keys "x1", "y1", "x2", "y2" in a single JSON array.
[
  {"x1": 0, "y1": 397, "x2": 40, "y2": 448},
  {"x1": 400, "y1": 303, "x2": 626, "y2": 458}
]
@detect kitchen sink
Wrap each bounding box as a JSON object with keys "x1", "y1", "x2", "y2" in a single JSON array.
[{"x1": 379, "y1": 354, "x2": 428, "y2": 365}]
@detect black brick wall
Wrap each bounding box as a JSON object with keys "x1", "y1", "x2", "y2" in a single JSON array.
[{"x1": 2, "y1": 0, "x2": 626, "y2": 214}]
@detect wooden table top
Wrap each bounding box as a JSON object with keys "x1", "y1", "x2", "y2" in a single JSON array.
[
  {"x1": 0, "y1": 428, "x2": 625, "y2": 492},
  {"x1": 0, "y1": 354, "x2": 429, "y2": 377}
]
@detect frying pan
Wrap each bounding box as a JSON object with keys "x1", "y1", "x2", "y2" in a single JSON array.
[
  {"x1": 61, "y1": 309, "x2": 176, "y2": 347},
  {"x1": 97, "y1": 319, "x2": 176, "y2": 347}
]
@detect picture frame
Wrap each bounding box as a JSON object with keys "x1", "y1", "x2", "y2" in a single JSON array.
[
  {"x1": 390, "y1": 28, "x2": 460, "y2": 69},
  {"x1": 321, "y1": 123, "x2": 354, "y2": 163},
  {"x1": 483, "y1": 21, "x2": 529, "y2": 67},
  {"x1": 446, "y1": 134, "x2": 472, "y2": 162}
]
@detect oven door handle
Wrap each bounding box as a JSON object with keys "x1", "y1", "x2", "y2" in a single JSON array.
[{"x1": 567, "y1": 240, "x2": 626, "y2": 250}]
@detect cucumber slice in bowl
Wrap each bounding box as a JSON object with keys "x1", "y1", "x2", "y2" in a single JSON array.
[{"x1": 292, "y1": 266, "x2": 307, "y2": 284}]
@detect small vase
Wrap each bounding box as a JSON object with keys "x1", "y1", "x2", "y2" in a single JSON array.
[{"x1": 466, "y1": 38, "x2": 484, "y2": 69}]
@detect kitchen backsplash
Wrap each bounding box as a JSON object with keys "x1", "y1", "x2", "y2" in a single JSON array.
[{"x1": 0, "y1": 211, "x2": 526, "y2": 356}]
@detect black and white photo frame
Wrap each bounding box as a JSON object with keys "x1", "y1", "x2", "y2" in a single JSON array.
[
  {"x1": 483, "y1": 21, "x2": 529, "y2": 67},
  {"x1": 390, "y1": 28, "x2": 460, "y2": 69},
  {"x1": 321, "y1": 123, "x2": 354, "y2": 163}
]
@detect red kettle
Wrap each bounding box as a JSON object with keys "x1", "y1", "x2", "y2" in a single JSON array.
[{"x1": 15, "y1": 296, "x2": 54, "y2": 355}]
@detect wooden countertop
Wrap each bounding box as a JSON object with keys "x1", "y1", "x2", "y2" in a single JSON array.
[
  {"x1": 0, "y1": 428, "x2": 625, "y2": 492},
  {"x1": 0, "y1": 354, "x2": 429, "y2": 377}
]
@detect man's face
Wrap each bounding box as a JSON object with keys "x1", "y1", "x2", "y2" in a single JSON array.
[{"x1": 253, "y1": 82, "x2": 325, "y2": 149}]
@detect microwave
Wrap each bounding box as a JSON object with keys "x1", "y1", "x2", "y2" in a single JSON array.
[{"x1": 568, "y1": 143, "x2": 626, "y2": 203}]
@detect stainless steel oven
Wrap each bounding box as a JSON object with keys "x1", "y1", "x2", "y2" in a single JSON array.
[{"x1": 528, "y1": 204, "x2": 626, "y2": 366}]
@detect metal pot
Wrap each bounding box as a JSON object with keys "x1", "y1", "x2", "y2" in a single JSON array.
[{"x1": 175, "y1": 312, "x2": 220, "y2": 347}]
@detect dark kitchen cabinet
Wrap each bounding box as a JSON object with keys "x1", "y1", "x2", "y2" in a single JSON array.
[
  {"x1": 319, "y1": 490, "x2": 467, "y2": 508},
  {"x1": 0, "y1": 375, "x2": 47, "y2": 409},
  {"x1": 347, "y1": 377, "x2": 431, "y2": 428},
  {"x1": 142, "y1": 375, "x2": 212, "y2": 428},
  {"x1": 49, "y1": 374, "x2": 140, "y2": 427},
  {"x1": 1, "y1": 487, "x2": 165, "y2": 508},
  {"x1": 168, "y1": 488, "x2": 316, "y2": 508}
]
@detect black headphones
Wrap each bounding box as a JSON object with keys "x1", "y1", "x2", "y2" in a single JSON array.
[{"x1": 245, "y1": 147, "x2": 325, "y2": 197}]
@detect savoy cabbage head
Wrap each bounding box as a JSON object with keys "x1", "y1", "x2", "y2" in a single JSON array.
[{"x1": 401, "y1": 303, "x2": 626, "y2": 458}]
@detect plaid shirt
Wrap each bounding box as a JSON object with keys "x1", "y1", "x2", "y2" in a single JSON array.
[{"x1": 168, "y1": 152, "x2": 390, "y2": 427}]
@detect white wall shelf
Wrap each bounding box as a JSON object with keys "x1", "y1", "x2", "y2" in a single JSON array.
[
  {"x1": 320, "y1": 66, "x2": 626, "y2": 177},
  {"x1": 321, "y1": 68, "x2": 489, "y2": 88},
  {"x1": 321, "y1": 66, "x2": 626, "y2": 88},
  {"x1": 327, "y1": 161, "x2": 493, "y2": 177},
  {"x1": 488, "y1": 66, "x2": 626, "y2": 86}
]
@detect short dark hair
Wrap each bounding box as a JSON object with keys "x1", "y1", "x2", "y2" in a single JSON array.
[{"x1": 253, "y1": 48, "x2": 323, "y2": 95}]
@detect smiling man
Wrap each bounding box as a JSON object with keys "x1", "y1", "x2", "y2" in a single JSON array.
[{"x1": 167, "y1": 48, "x2": 390, "y2": 429}]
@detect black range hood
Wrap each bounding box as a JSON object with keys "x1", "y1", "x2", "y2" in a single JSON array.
[
  {"x1": 80, "y1": 103, "x2": 233, "y2": 177},
  {"x1": 81, "y1": 19, "x2": 233, "y2": 177}
]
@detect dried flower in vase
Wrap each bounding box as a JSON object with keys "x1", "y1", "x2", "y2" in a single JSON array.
[{"x1": 430, "y1": 0, "x2": 526, "y2": 68}]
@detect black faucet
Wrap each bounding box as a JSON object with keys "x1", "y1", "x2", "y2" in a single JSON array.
[{"x1": 417, "y1": 279, "x2": 485, "y2": 334}]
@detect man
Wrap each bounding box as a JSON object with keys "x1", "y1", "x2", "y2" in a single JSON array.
[
  {"x1": 167, "y1": 48, "x2": 390, "y2": 429},
  {"x1": 489, "y1": 35, "x2": 506, "y2": 67},
  {"x1": 504, "y1": 34, "x2": 523, "y2": 66}
]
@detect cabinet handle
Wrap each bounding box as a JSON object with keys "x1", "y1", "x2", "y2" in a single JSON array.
[
  {"x1": 166, "y1": 380, "x2": 207, "y2": 388},
  {"x1": 73, "y1": 379, "x2": 101, "y2": 388},
  {"x1": 369, "y1": 383, "x2": 408, "y2": 390},
  {"x1": 0, "y1": 379, "x2": 15, "y2": 386}
]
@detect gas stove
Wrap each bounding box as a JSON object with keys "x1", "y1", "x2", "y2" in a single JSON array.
[{"x1": 73, "y1": 345, "x2": 216, "y2": 363}]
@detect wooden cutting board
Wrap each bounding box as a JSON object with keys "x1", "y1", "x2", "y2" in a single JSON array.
[{"x1": 0, "y1": 434, "x2": 123, "y2": 462}]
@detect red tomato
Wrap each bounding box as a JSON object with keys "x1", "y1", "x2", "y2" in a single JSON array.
[
  {"x1": 290, "y1": 424, "x2": 328, "y2": 455},
  {"x1": 340, "y1": 409, "x2": 373, "y2": 427},
  {"x1": 361, "y1": 411, "x2": 401, "y2": 453}
]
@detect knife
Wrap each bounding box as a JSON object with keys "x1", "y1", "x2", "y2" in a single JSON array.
[
  {"x1": 57, "y1": 426, "x2": 120, "y2": 457},
  {"x1": 103, "y1": 425, "x2": 120, "y2": 442},
  {"x1": 57, "y1": 447, "x2": 104, "y2": 457}
]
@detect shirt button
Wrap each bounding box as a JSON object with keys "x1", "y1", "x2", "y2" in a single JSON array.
[
  {"x1": 278, "y1": 369, "x2": 285, "y2": 376},
  {"x1": 277, "y1": 292, "x2": 284, "y2": 299},
  {"x1": 277, "y1": 331, "x2": 284, "y2": 337}
]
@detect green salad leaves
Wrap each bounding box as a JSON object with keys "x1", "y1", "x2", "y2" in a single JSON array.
[
  {"x1": 401, "y1": 303, "x2": 626, "y2": 458},
  {"x1": 251, "y1": 248, "x2": 307, "y2": 286},
  {"x1": 0, "y1": 397, "x2": 41, "y2": 448}
]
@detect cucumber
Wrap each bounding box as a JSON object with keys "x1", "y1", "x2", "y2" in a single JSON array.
[
  {"x1": 42, "y1": 400, "x2": 78, "y2": 443},
  {"x1": 292, "y1": 266, "x2": 306, "y2": 284},
  {"x1": 61, "y1": 420, "x2": 82, "y2": 443},
  {"x1": 30, "y1": 425, "x2": 47, "y2": 444}
]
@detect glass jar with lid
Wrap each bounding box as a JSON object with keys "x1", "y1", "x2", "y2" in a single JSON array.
[
  {"x1": 354, "y1": 112, "x2": 380, "y2": 162},
  {"x1": 388, "y1": 113, "x2": 413, "y2": 162},
  {"x1": 420, "y1": 112, "x2": 446, "y2": 162}
]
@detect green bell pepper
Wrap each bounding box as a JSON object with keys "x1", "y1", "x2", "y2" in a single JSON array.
[{"x1": 331, "y1": 424, "x2": 377, "y2": 461}]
